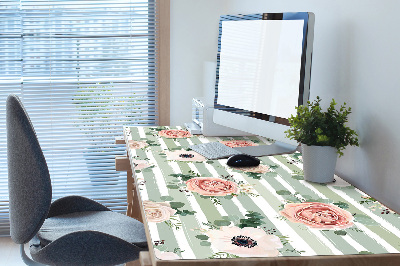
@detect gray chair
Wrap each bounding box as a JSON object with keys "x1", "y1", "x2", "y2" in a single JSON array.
[{"x1": 6, "y1": 94, "x2": 148, "y2": 265}]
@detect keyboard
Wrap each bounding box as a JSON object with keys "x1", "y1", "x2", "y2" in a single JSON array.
[{"x1": 189, "y1": 142, "x2": 242, "y2": 160}]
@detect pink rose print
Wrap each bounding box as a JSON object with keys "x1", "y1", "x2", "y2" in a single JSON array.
[
  {"x1": 154, "y1": 249, "x2": 180, "y2": 260},
  {"x1": 186, "y1": 177, "x2": 238, "y2": 196},
  {"x1": 131, "y1": 159, "x2": 151, "y2": 170},
  {"x1": 158, "y1": 129, "x2": 192, "y2": 138},
  {"x1": 220, "y1": 140, "x2": 258, "y2": 148},
  {"x1": 280, "y1": 202, "x2": 354, "y2": 229},
  {"x1": 128, "y1": 140, "x2": 148, "y2": 149},
  {"x1": 143, "y1": 201, "x2": 176, "y2": 223},
  {"x1": 206, "y1": 226, "x2": 282, "y2": 257},
  {"x1": 231, "y1": 164, "x2": 270, "y2": 173}
]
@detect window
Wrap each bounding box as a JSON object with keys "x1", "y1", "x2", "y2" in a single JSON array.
[{"x1": 0, "y1": 0, "x2": 169, "y2": 236}]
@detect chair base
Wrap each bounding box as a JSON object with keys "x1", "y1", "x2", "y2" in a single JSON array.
[{"x1": 20, "y1": 244, "x2": 45, "y2": 266}]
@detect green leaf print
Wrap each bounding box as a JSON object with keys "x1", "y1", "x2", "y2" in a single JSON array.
[
  {"x1": 200, "y1": 241, "x2": 212, "y2": 246},
  {"x1": 291, "y1": 175, "x2": 304, "y2": 180},
  {"x1": 214, "y1": 220, "x2": 231, "y2": 226},
  {"x1": 276, "y1": 190, "x2": 291, "y2": 195},
  {"x1": 195, "y1": 235, "x2": 209, "y2": 240},
  {"x1": 334, "y1": 230, "x2": 347, "y2": 236},
  {"x1": 245, "y1": 172, "x2": 262, "y2": 179},
  {"x1": 333, "y1": 201, "x2": 349, "y2": 209},
  {"x1": 208, "y1": 252, "x2": 240, "y2": 259},
  {"x1": 359, "y1": 251, "x2": 374, "y2": 254},
  {"x1": 169, "y1": 202, "x2": 185, "y2": 209},
  {"x1": 238, "y1": 211, "x2": 265, "y2": 228}
]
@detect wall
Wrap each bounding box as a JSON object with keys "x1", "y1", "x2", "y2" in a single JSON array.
[
  {"x1": 170, "y1": 0, "x2": 400, "y2": 212},
  {"x1": 169, "y1": 0, "x2": 227, "y2": 125}
]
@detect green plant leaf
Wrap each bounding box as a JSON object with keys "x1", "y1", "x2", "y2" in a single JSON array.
[{"x1": 285, "y1": 97, "x2": 359, "y2": 157}]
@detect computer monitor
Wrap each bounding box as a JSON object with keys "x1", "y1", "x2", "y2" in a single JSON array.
[{"x1": 213, "y1": 12, "x2": 315, "y2": 156}]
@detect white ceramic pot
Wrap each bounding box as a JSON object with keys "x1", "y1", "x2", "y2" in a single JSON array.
[{"x1": 301, "y1": 144, "x2": 338, "y2": 183}]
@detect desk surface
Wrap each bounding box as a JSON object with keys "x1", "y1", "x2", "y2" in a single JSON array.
[{"x1": 124, "y1": 126, "x2": 400, "y2": 263}]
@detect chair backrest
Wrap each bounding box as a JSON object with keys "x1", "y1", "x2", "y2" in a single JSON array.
[{"x1": 7, "y1": 94, "x2": 52, "y2": 244}]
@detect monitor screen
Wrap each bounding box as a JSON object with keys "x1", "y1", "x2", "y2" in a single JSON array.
[
  {"x1": 213, "y1": 13, "x2": 314, "y2": 156},
  {"x1": 217, "y1": 19, "x2": 304, "y2": 119}
]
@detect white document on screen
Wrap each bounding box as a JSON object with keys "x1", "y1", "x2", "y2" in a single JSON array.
[{"x1": 217, "y1": 19, "x2": 304, "y2": 119}]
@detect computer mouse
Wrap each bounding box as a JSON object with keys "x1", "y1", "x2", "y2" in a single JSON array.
[{"x1": 226, "y1": 154, "x2": 260, "y2": 167}]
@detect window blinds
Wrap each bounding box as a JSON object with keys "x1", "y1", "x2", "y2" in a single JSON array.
[{"x1": 0, "y1": 0, "x2": 159, "y2": 236}]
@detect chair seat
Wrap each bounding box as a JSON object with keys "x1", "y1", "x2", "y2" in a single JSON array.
[{"x1": 37, "y1": 211, "x2": 147, "y2": 248}]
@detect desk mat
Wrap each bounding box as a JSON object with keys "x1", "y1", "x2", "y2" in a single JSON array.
[{"x1": 124, "y1": 126, "x2": 400, "y2": 260}]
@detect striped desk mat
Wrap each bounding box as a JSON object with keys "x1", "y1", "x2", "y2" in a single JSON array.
[{"x1": 124, "y1": 126, "x2": 400, "y2": 260}]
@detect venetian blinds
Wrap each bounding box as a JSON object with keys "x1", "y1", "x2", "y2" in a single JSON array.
[{"x1": 0, "y1": 0, "x2": 159, "y2": 236}]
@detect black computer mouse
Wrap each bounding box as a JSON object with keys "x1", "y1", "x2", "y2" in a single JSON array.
[{"x1": 226, "y1": 154, "x2": 260, "y2": 167}]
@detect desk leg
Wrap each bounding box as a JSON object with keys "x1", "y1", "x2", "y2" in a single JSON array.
[
  {"x1": 125, "y1": 252, "x2": 152, "y2": 266},
  {"x1": 127, "y1": 170, "x2": 143, "y2": 223},
  {"x1": 127, "y1": 170, "x2": 134, "y2": 218},
  {"x1": 115, "y1": 155, "x2": 143, "y2": 222},
  {"x1": 125, "y1": 172, "x2": 147, "y2": 266}
]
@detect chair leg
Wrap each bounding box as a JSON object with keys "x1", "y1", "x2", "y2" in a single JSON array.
[{"x1": 20, "y1": 244, "x2": 45, "y2": 266}]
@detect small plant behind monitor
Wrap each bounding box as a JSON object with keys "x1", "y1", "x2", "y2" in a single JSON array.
[
  {"x1": 285, "y1": 97, "x2": 359, "y2": 183},
  {"x1": 285, "y1": 96, "x2": 359, "y2": 156}
]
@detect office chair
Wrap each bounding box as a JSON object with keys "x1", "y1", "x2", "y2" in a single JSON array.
[{"x1": 6, "y1": 94, "x2": 148, "y2": 265}]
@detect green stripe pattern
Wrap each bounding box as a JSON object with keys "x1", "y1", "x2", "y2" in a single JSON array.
[{"x1": 124, "y1": 126, "x2": 400, "y2": 260}]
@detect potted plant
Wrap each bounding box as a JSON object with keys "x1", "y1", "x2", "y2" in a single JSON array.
[{"x1": 285, "y1": 96, "x2": 359, "y2": 183}]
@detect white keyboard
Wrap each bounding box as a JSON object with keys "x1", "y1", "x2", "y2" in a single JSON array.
[{"x1": 189, "y1": 142, "x2": 242, "y2": 160}]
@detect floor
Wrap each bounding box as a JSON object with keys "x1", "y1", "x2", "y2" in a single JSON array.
[
  {"x1": 0, "y1": 237, "x2": 141, "y2": 266},
  {"x1": 0, "y1": 237, "x2": 26, "y2": 266}
]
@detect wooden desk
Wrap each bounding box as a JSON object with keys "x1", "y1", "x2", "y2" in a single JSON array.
[{"x1": 118, "y1": 126, "x2": 400, "y2": 266}]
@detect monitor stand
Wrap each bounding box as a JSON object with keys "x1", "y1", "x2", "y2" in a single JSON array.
[{"x1": 233, "y1": 141, "x2": 299, "y2": 157}]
